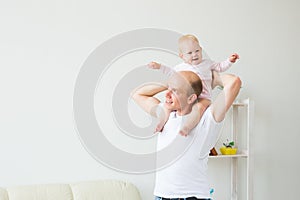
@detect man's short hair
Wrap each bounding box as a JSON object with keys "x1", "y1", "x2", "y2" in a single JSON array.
[{"x1": 177, "y1": 71, "x2": 202, "y2": 97}]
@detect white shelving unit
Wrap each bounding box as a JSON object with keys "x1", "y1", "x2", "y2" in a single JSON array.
[{"x1": 209, "y1": 98, "x2": 254, "y2": 200}]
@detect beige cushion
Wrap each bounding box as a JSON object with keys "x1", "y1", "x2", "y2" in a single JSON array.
[
  {"x1": 70, "y1": 180, "x2": 141, "y2": 200},
  {"x1": 0, "y1": 187, "x2": 8, "y2": 200},
  {"x1": 0, "y1": 180, "x2": 141, "y2": 200},
  {"x1": 6, "y1": 184, "x2": 72, "y2": 200}
]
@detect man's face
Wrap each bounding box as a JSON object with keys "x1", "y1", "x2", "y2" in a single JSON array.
[
  {"x1": 180, "y1": 40, "x2": 203, "y2": 65},
  {"x1": 164, "y1": 75, "x2": 190, "y2": 111}
]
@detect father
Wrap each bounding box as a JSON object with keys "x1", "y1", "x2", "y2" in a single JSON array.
[{"x1": 132, "y1": 71, "x2": 241, "y2": 200}]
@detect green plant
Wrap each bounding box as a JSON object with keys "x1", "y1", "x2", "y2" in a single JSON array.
[{"x1": 223, "y1": 139, "x2": 234, "y2": 148}]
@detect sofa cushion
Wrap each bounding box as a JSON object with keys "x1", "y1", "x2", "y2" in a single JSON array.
[
  {"x1": 6, "y1": 184, "x2": 73, "y2": 200},
  {"x1": 70, "y1": 180, "x2": 141, "y2": 200}
]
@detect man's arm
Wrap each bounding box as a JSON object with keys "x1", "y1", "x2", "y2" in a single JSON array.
[
  {"x1": 211, "y1": 74, "x2": 242, "y2": 122},
  {"x1": 131, "y1": 82, "x2": 168, "y2": 117}
]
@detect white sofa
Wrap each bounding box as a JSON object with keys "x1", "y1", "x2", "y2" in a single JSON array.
[{"x1": 0, "y1": 180, "x2": 141, "y2": 200}]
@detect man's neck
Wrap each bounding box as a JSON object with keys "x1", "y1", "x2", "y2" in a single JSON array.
[{"x1": 176, "y1": 106, "x2": 192, "y2": 116}]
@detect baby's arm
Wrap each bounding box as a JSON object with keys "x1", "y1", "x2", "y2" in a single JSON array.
[
  {"x1": 211, "y1": 53, "x2": 240, "y2": 72},
  {"x1": 179, "y1": 98, "x2": 211, "y2": 136},
  {"x1": 148, "y1": 62, "x2": 174, "y2": 76},
  {"x1": 229, "y1": 53, "x2": 239, "y2": 63},
  {"x1": 148, "y1": 61, "x2": 161, "y2": 69}
]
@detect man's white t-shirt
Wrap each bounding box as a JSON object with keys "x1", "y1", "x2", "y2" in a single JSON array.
[{"x1": 154, "y1": 107, "x2": 224, "y2": 199}]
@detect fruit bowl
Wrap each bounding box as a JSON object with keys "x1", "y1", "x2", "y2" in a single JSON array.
[{"x1": 220, "y1": 147, "x2": 237, "y2": 155}]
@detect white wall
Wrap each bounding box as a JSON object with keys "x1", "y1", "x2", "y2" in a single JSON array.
[{"x1": 0, "y1": 0, "x2": 299, "y2": 199}]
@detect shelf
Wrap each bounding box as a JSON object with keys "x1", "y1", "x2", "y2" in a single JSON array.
[
  {"x1": 232, "y1": 102, "x2": 247, "y2": 107},
  {"x1": 233, "y1": 98, "x2": 250, "y2": 107},
  {"x1": 209, "y1": 153, "x2": 248, "y2": 158},
  {"x1": 211, "y1": 98, "x2": 253, "y2": 200}
]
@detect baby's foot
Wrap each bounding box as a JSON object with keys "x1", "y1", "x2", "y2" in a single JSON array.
[
  {"x1": 179, "y1": 126, "x2": 191, "y2": 137},
  {"x1": 155, "y1": 118, "x2": 167, "y2": 133}
]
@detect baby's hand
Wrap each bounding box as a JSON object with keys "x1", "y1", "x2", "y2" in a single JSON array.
[
  {"x1": 148, "y1": 61, "x2": 161, "y2": 69},
  {"x1": 229, "y1": 53, "x2": 240, "y2": 63}
]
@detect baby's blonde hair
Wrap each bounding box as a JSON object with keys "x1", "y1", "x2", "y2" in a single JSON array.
[{"x1": 178, "y1": 34, "x2": 200, "y2": 53}]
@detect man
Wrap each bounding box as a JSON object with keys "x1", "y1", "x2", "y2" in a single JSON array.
[{"x1": 132, "y1": 71, "x2": 241, "y2": 200}]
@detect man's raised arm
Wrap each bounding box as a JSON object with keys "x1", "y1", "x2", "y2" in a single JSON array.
[
  {"x1": 131, "y1": 82, "x2": 167, "y2": 117},
  {"x1": 211, "y1": 74, "x2": 242, "y2": 122}
]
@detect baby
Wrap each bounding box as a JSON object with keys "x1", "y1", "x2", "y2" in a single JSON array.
[{"x1": 148, "y1": 34, "x2": 239, "y2": 136}]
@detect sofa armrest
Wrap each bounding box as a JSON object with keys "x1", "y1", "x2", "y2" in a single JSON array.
[{"x1": 0, "y1": 187, "x2": 8, "y2": 200}]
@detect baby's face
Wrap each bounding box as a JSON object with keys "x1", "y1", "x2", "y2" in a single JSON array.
[{"x1": 180, "y1": 40, "x2": 203, "y2": 65}]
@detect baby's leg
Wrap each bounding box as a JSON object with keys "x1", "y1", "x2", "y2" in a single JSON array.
[
  {"x1": 179, "y1": 99, "x2": 211, "y2": 136},
  {"x1": 212, "y1": 71, "x2": 223, "y2": 89},
  {"x1": 155, "y1": 104, "x2": 171, "y2": 132}
]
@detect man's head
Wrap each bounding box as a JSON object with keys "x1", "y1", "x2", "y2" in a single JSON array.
[
  {"x1": 178, "y1": 34, "x2": 203, "y2": 65},
  {"x1": 164, "y1": 71, "x2": 202, "y2": 115}
]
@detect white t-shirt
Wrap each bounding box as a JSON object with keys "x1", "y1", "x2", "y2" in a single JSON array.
[{"x1": 153, "y1": 107, "x2": 224, "y2": 199}]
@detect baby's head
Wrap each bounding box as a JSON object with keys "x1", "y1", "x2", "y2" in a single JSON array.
[{"x1": 178, "y1": 34, "x2": 203, "y2": 65}]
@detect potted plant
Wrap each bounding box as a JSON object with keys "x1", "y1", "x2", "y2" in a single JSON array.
[{"x1": 220, "y1": 139, "x2": 237, "y2": 155}]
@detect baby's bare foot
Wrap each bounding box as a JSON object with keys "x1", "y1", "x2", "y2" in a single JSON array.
[
  {"x1": 179, "y1": 126, "x2": 191, "y2": 137},
  {"x1": 155, "y1": 119, "x2": 167, "y2": 133}
]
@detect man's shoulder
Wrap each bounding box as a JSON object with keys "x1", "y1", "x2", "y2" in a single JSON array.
[
  {"x1": 196, "y1": 107, "x2": 216, "y2": 126},
  {"x1": 196, "y1": 106, "x2": 223, "y2": 129},
  {"x1": 201, "y1": 107, "x2": 213, "y2": 121}
]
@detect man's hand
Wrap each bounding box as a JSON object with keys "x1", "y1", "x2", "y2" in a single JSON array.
[
  {"x1": 229, "y1": 53, "x2": 240, "y2": 63},
  {"x1": 148, "y1": 61, "x2": 161, "y2": 69}
]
